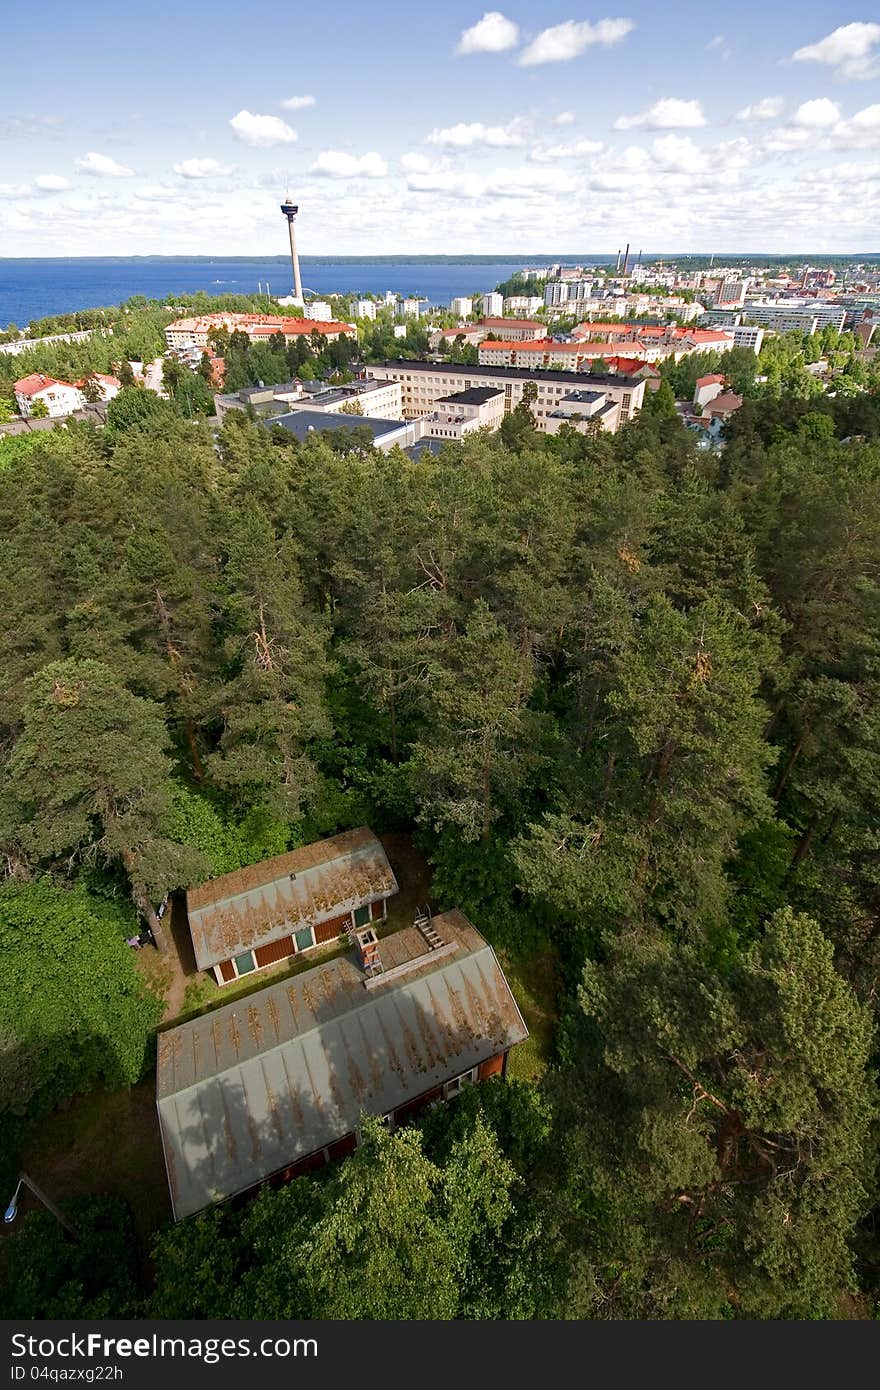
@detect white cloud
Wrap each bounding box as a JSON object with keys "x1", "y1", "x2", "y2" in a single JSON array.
[
  {"x1": 406, "y1": 169, "x2": 487, "y2": 198},
  {"x1": 173, "y1": 158, "x2": 232, "y2": 179},
  {"x1": 792, "y1": 97, "x2": 842, "y2": 127},
  {"x1": 428, "y1": 120, "x2": 526, "y2": 148},
  {"x1": 651, "y1": 134, "x2": 705, "y2": 173},
  {"x1": 614, "y1": 98, "x2": 706, "y2": 130},
  {"x1": 310, "y1": 150, "x2": 388, "y2": 178},
  {"x1": 531, "y1": 137, "x2": 603, "y2": 161},
  {"x1": 456, "y1": 11, "x2": 519, "y2": 54},
  {"x1": 791, "y1": 22, "x2": 880, "y2": 80},
  {"x1": 518, "y1": 17, "x2": 633, "y2": 66},
  {"x1": 400, "y1": 152, "x2": 434, "y2": 173},
  {"x1": 831, "y1": 103, "x2": 880, "y2": 149},
  {"x1": 75, "y1": 151, "x2": 135, "y2": 177},
  {"x1": 229, "y1": 110, "x2": 297, "y2": 148},
  {"x1": 280, "y1": 95, "x2": 316, "y2": 111},
  {"x1": 737, "y1": 96, "x2": 784, "y2": 121},
  {"x1": 553, "y1": 111, "x2": 576, "y2": 126},
  {"x1": 34, "y1": 174, "x2": 70, "y2": 191},
  {"x1": 0, "y1": 183, "x2": 31, "y2": 198}
]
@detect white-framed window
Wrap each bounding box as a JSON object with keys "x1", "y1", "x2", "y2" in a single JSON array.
[{"x1": 443, "y1": 1068, "x2": 478, "y2": 1100}]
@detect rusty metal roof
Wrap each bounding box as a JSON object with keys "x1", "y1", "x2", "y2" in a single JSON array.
[
  {"x1": 186, "y1": 827, "x2": 398, "y2": 971},
  {"x1": 156, "y1": 911, "x2": 529, "y2": 1220}
]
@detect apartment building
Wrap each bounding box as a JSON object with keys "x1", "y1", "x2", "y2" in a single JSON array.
[
  {"x1": 480, "y1": 291, "x2": 504, "y2": 317},
  {"x1": 450, "y1": 296, "x2": 474, "y2": 318},
  {"x1": 742, "y1": 301, "x2": 846, "y2": 334},
  {"x1": 707, "y1": 322, "x2": 765, "y2": 353},
  {"x1": 502, "y1": 295, "x2": 544, "y2": 316},
  {"x1": 362, "y1": 360, "x2": 646, "y2": 432}
]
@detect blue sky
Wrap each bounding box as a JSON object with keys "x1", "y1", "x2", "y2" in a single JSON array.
[{"x1": 1, "y1": 3, "x2": 878, "y2": 254}]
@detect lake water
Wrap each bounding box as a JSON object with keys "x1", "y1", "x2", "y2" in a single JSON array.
[{"x1": 0, "y1": 256, "x2": 614, "y2": 327}]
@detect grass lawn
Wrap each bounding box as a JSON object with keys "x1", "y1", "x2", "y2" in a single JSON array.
[{"x1": 496, "y1": 946, "x2": 559, "y2": 1083}]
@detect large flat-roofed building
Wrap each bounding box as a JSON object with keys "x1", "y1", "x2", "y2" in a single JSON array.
[
  {"x1": 157, "y1": 910, "x2": 529, "y2": 1219},
  {"x1": 741, "y1": 301, "x2": 846, "y2": 334},
  {"x1": 267, "y1": 410, "x2": 423, "y2": 452},
  {"x1": 186, "y1": 827, "x2": 398, "y2": 986},
  {"x1": 363, "y1": 360, "x2": 647, "y2": 431},
  {"x1": 216, "y1": 376, "x2": 402, "y2": 423}
]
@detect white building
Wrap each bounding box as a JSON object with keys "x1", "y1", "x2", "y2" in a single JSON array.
[
  {"x1": 362, "y1": 360, "x2": 646, "y2": 433},
  {"x1": 77, "y1": 372, "x2": 122, "y2": 403},
  {"x1": 693, "y1": 374, "x2": 726, "y2": 411},
  {"x1": 14, "y1": 372, "x2": 84, "y2": 418},
  {"x1": 503, "y1": 295, "x2": 543, "y2": 316},
  {"x1": 480, "y1": 291, "x2": 504, "y2": 317},
  {"x1": 399, "y1": 298, "x2": 427, "y2": 318},
  {"x1": 742, "y1": 301, "x2": 846, "y2": 334},
  {"x1": 355, "y1": 299, "x2": 377, "y2": 320},
  {"x1": 423, "y1": 386, "x2": 505, "y2": 441},
  {"x1": 306, "y1": 301, "x2": 333, "y2": 321},
  {"x1": 216, "y1": 376, "x2": 402, "y2": 423},
  {"x1": 707, "y1": 322, "x2": 764, "y2": 353},
  {"x1": 450, "y1": 296, "x2": 474, "y2": 318}
]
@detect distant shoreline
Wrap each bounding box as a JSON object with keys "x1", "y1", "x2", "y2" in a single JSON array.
[{"x1": 2, "y1": 252, "x2": 878, "y2": 264}]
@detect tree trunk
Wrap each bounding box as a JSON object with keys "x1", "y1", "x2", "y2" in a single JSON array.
[
  {"x1": 789, "y1": 815, "x2": 818, "y2": 874},
  {"x1": 185, "y1": 718, "x2": 205, "y2": 782},
  {"x1": 137, "y1": 892, "x2": 169, "y2": 952},
  {"x1": 481, "y1": 760, "x2": 491, "y2": 842},
  {"x1": 388, "y1": 681, "x2": 398, "y2": 764},
  {"x1": 773, "y1": 728, "x2": 808, "y2": 799}
]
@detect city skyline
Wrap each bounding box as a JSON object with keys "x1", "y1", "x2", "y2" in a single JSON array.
[{"x1": 1, "y1": 3, "x2": 879, "y2": 257}]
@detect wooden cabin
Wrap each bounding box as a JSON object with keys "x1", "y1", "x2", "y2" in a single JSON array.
[
  {"x1": 185, "y1": 826, "x2": 399, "y2": 986},
  {"x1": 157, "y1": 910, "x2": 529, "y2": 1220}
]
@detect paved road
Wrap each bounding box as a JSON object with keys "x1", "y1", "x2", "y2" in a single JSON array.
[{"x1": 143, "y1": 356, "x2": 167, "y2": 396}]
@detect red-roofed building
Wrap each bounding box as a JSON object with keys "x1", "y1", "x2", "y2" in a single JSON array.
[
  {"x1": 694, "y1": 375, "x2": 727, "y2": 410},
  {"x1": 76, "y1": 372, "x2": 122, "y2": 403},
  {"x1": 14, "y1": 373, "x2": 84, "y2": 418},
  {"x1": 478, "y1": 317, "x2": 548, "y2": 342},
  {"x1": 164, "y1": 312, "x2": 355, "y2": 352},
  {"x1": 704, "y1": 390, "x2": 743, "y2": 422},
  {"x1": 479, "y1": 338, "x2": 614, "y2": 370}
]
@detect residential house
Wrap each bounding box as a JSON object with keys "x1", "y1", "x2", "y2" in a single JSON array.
[
  {"x1": 186, "y1": 827, "x2": 399, "y2": 986},
  {"x1": 14, "y1": 373, "x2": 84, "y2": 418}
]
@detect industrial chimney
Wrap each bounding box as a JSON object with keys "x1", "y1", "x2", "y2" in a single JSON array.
[
  {"x1": 280, "y1": 197, "x2": 305, "y2": 307},
  {"x1": 622, "y1": 242, "x2": 630, "y2": 276},
  {"x1": 615, "y1": 248, "x2": 621, "y2": 272}
]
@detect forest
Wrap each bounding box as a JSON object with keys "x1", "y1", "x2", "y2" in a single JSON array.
[{"x1": 0, "y1": 363, "x2": 879, "y2": 1319}]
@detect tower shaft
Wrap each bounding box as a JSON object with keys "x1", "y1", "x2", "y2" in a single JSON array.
[
  {"x1": 287, "y1": 217, "x2": 303, "y2": 302},
  {"x1": 280, "y1": 200, "x2": 304, "y2": 305}
]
